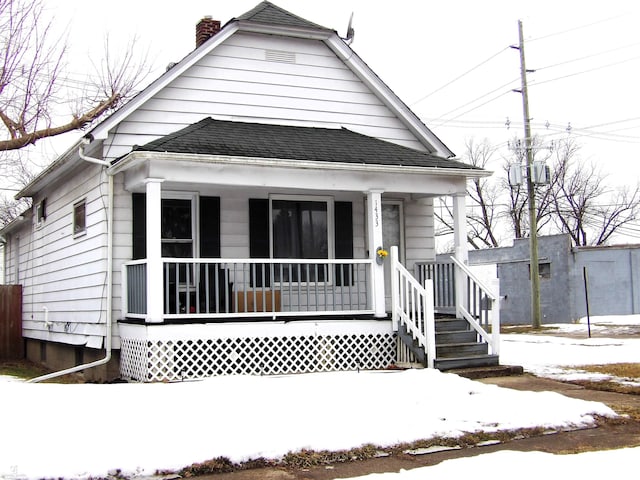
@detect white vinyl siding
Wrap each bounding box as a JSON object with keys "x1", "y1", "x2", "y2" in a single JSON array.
[
  {"x1": 18, "y1": 163, "x2": 110, "y2": 348},
  {"x1": 404, "y1": 197, "x2": 436, "y2": 268},
  {"x1": 104, "y1": 32, "x2": 426, "y2": 161}
]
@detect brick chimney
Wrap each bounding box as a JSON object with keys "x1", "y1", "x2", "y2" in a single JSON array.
[{"x1": 196, "y1": 16, "x2": 221, "y2": 48}]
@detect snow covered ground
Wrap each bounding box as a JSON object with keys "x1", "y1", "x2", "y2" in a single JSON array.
[
  {"x1": 500, "y1": 315, "x2": 640, "y2": 385},
  {"x1": 0, "y1": 315, "x2": 638, "y2": 480}
]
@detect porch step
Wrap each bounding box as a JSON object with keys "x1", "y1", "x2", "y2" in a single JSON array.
[
  {"x1": 434, "y1": 354, "x2": 500, "y2": 371},
  {"x1": 436, "y1": 342, "x2": 488, "y2": 358},
  {"x1": 435, "y1": 318, "x2": 469, "y2": 332},
  {"x1": 436, "y1": 330, "x2": 477, "y2": 344}
]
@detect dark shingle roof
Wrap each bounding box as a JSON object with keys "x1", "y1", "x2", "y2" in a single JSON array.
[
  {"x1": 130, "y1": 117, "x2": 478, "y2": 171},
  {"x1": 236, "y1": 1, "x2": 330, "y2": 31}
]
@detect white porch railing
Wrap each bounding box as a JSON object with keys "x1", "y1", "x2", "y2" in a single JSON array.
[
  {"x1": 390, "y1": 246, "x2": 436, "y2": 368},
  {"x1": 122, "y1": 258, "x2": 374, "y2": 320}
]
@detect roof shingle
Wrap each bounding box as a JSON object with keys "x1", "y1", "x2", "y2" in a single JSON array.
[
  {"x1": 130, "y1": 117, "x2": 478, "y2": 171},
  {"x1": 236, "y1": 1, "x2": 330, "y2": 31}
]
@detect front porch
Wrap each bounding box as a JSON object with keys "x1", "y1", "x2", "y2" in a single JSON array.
[
  {"x1": 110, "y1": 118, "x2": 497, "y2": 382},
  {"x1": 119, "y1": 250, "x2": 500, "y2": 382}
]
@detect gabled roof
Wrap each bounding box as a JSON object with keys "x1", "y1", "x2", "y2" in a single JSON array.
[
  {"x1": 19, "y1": 2, "x2": 463, "y2": 199},
  {"x1": 128, "y1": 118, "x2": 477, "y2": 171},
  {"x1": 85, "y1": 1, "x2": 454, "y2": 158},
  {"x1": 236, "y1": 1, "x2": 330, "y2": 31}
]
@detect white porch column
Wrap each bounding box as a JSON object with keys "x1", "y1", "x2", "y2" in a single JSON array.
[
  {"x1": 452, "y1": 193, "x2": 468, "y2": 318},
  {"x1": 366, "y1": 190, "x2": 386, "y2": 317},
  {"x1": 146, "y1": 178, "x2": 164, "y2": 323}
]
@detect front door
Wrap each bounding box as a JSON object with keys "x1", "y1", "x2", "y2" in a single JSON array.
[{"x1": 382, "y1": 201, "x2": 404, "y2": 310}]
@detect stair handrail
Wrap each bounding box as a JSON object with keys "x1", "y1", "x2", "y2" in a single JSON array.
[
  {"x1": 448, "y1": 256, "x2": 498, "y2": 302},
  {"x1": 390, "y1": 246, "x2": 436, "y2": 368},
  {"x1": 448, "y1": 255, "x2": 500, "y2": 355}
]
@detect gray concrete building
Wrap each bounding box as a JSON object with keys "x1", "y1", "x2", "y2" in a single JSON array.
[{"x1": 444, "y1": 234, "x2": 640, "y2": 325}]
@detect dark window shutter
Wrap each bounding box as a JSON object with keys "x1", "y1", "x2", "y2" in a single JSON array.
[
  {"x1": 132, "y1": 193, "x2": 146, "y2": 260},
  {"x1": 200, "y1": 196, "x2": 220, "y2": 258},
  {"x1": 334, "y1": 201, "x2": 353, "y2": 286},
  {"x1": 198, "y1": 196, "x2": 230, "y2": 312},
  {"x1": 249, "y1": 198, "x2": 270, "y2": 287}
]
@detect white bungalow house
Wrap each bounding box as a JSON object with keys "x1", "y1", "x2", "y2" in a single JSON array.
[{"x1": 0, "y1": 1, "x2": 499, "y2": 382}]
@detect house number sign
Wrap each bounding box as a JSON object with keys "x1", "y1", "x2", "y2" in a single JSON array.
[{"x1": 374, "y1": 200, "x2": 379, "y2": 227}]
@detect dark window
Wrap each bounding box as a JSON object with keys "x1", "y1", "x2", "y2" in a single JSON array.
[
  {"x1": 272, "y1": 200, "x2": 328, "y2": 259},
  {"x1": 73, "y1": 200, "x2": 86, "y2": 235},
  {"x1": 529, "y1": 262, "x2": 551, "y2": 279},
  {"x1": 272, "y1": 200, "x2": 328, "y2": 282},
  {"x1": 161, "y1": 198, "x2": 193, "y2": 258},
  {"x1": 36, "y1": 199, "x2": 46, "y2": 223}
]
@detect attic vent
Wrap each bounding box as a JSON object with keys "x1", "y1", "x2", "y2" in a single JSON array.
[{"x1": 265, "y1": 49, "x2": 296, "y2": 63}]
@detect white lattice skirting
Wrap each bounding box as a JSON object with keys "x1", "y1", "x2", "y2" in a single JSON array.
[{"x1": 119, "y1": 320, "x2": 397, "y2": 382}]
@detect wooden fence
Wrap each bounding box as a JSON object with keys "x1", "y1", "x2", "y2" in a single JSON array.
[{"x1": 0, "y1": 285, "x2": 23, "y2": 359}]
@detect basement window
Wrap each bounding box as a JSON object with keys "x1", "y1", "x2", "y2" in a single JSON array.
[{"x1": 73, "y1": 199, "x2": 86, "y2": 236}]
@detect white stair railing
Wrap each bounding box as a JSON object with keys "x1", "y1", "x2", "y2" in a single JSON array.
[
  {"x1": 448, "y1": 255, "x2": 500, "y2": 356},
  {"x1": 390, "y1": 246, "x2": 436, "y2": 368}
]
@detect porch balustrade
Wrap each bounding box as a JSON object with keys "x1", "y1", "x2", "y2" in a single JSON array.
[{"x1": 122, "y1": 258, "x2": 374, "y2": 320}]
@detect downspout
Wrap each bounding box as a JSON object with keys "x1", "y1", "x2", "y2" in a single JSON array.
[{"x1": 28, "y1": 137, "x2": 114, "y2": 382}]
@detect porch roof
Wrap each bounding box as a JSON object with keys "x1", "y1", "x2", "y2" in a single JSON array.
[{"x1": 126, "y1": 117, "x2": 480, "y2": 171}]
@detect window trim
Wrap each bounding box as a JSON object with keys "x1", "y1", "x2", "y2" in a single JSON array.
[
  {"x1": 159, "y1": 192, "x2": 199, "y2": 292},
  {"x1": 268, "y1": 194, "x2": 334, "y2": 259},
  {"x1": 73, "y1": 199, "x2": 87, "y2": 237},
  {"x1": 160, "y1": 191, "x2": 199, "y2": 259},
  {"x1": 35, "y1": 198, "x2": 46, "y2": 227},
  {"x1": 268, "y1": 194, "x2": 335, "y2": 285}
]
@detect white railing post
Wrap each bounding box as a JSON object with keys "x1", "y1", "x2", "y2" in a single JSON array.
[
  {"x1": 145, "y1": 178, "x2": 164, "y2": 323},
  {"x1": 491, "y1": 288, "x2": 501, "y2": 355},
  {"x1": 424, "y1": 278, "x2": 435, "y2": 369},
  {"x1": 390, "y1": 246, "x2": 399, "y2": 331},
  {"x1": 452, "y1": 193, "x2": 468, "y2": 319},
  {"x1": 121, "y1": 263, "x2": 128, "y2": 319}
]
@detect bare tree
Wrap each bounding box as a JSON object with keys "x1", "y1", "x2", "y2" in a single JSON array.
[
  {"x1": 502, "y1": 135, "x2": 557, "y2": 240},
  {"x1": 435, "y1": 139, "x2": 503, "y2": 249},
  {"x1": 0, "y1": 148, "x2": 33, "y2": 226},
  {"x1": 549, "y1": 139, "x2": 640, "y2": 246},
  {"x1": 0, "y1": 0, "x2": 147, "y2": 151},
  {"x1": 436, "y1": 136, "x2": 639, "y2": 251}
]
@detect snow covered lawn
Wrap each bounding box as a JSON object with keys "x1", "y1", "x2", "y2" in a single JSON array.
[
  {"x1": 500, "y1": 315, "x2": 640, "y2": 384},
  {"x1": 0, "y1": 315, "x2": 638, "y2": 480}
]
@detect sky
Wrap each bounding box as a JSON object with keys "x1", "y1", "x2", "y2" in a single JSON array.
[
  {"x1": 14, "y1": 0, "x2": 640, "y2": 237},
  {"x1": 39, "y1": 1, "x2": 639, "y2": 173},
  {"x1": 1, "y1": 314, "x2": 639, "y2": 479}
]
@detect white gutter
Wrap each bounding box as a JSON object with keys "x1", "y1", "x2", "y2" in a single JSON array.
[{"x1": 28, "y1": 137, "x2": 114, "y2": 383}]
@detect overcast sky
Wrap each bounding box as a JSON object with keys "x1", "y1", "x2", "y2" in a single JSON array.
[{"x1": 37, "y1": 1, "x2": 639, "y2": 195}]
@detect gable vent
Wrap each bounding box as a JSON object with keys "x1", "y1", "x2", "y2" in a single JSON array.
[{"x1": 265, "y1": 50, "x2": 296, "y2": 64}]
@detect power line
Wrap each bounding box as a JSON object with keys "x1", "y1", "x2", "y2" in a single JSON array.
[
  {"x1": 410, "y1": 46, "x2": 511, "y2": 106},
  {"x1": 534, "y1": 41, "x2": 640, "y2": 72},
  {"x1": 428, "y1": 76, "x2": 520, "y2": 125},
  {"x1": 526, "y1": 13, "x2": 629, "y2": 43},
  {"x1": 529, "y1": 55, "x2": 640, "y2": 88}
]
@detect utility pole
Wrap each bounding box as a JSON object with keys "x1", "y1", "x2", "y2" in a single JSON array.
[{"x1": 513, "y1": 19, "x2": 542, "y2": 329}]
